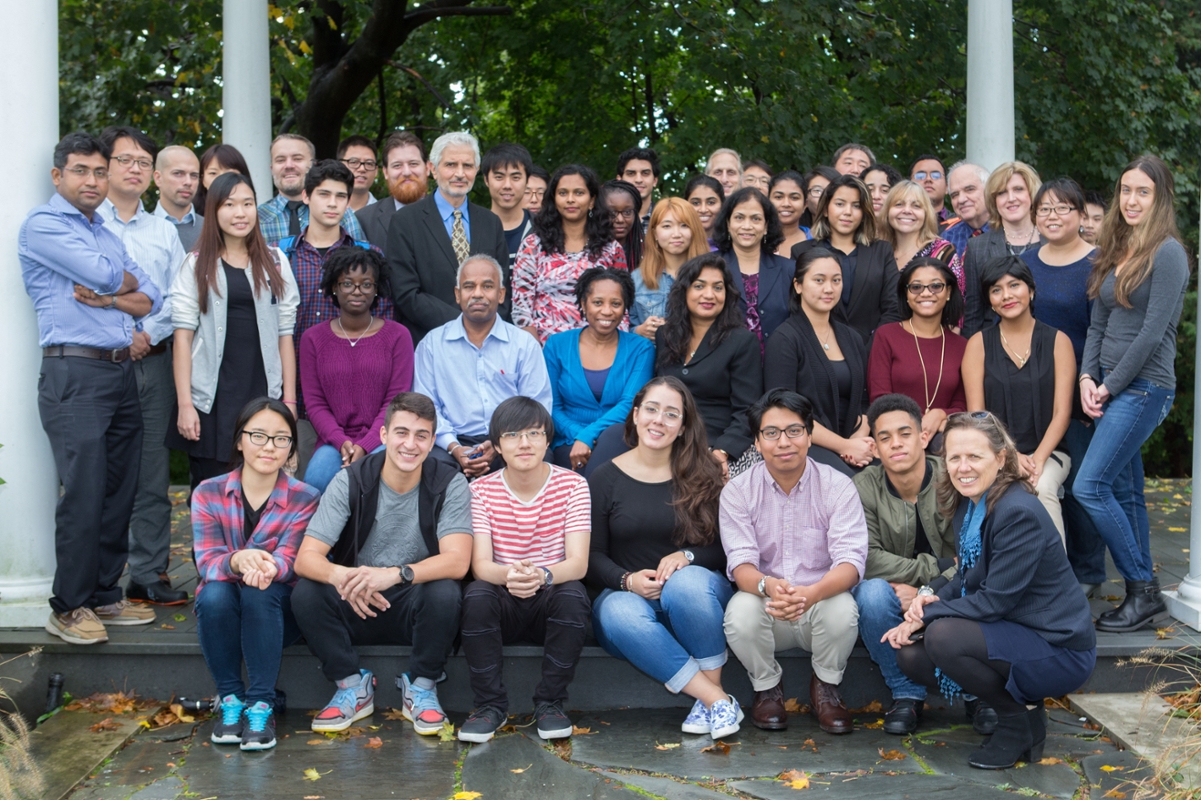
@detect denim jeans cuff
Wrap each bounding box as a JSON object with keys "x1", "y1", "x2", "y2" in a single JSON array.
[
  {"x1": 694, "y1": 651, "x2": 728, "y2": 672},
  {"x1": 665, "y1": 657, "x2": 701, "y2": 694}
]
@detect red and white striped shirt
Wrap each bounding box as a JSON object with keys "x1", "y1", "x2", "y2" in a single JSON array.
[{"x1": 470, "y1": 465, "x2": 591, "y2": 567}]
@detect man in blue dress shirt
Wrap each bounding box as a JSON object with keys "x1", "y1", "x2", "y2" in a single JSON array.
[{"x1": 19, "y1": 132, "x2": 163, "y2": 645}]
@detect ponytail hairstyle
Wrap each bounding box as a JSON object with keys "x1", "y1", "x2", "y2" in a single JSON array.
[
  {"x1": 193, "y1": 172, "x2": 282, "y2": 314},
  {"x1": 935, "y1": 411, "x2": 1032, "y2": 519}
]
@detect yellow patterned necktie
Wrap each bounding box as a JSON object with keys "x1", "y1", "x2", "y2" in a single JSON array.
[{"x1": 451, "y1": 209, "x2": 469, "y2": 263}]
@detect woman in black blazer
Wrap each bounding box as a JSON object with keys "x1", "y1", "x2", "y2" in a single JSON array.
[
  {"x1": 884, "y1": 411, "x2": 1095, "y2": 770},
  {"x1": 712, "y1": 187, "x2": 794, "y2": 349},
  {"x1": 764, "y1": 247, "x2": 873, "y2": 476},
  {"x1": 791, "y1": 174, "x2": 901, "y2": 344}
]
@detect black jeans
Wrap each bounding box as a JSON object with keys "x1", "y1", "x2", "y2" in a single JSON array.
[
  {"x1": 460, "y1": 580, "x2": 590, "y2": 712},
  {"x1": 290, "y1": 577, "x2": 462, "y2": 683},
  {"x1": 38, "y1": 356, "x2": 143, "y2": 613}
]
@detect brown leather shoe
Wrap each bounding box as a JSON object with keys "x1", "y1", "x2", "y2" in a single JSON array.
[
  {"x1": 750, "y1": 683, "x2": 788, "y2": 730},
  {"x1": 809, "y1": 673, "x2": 852, "y2": 735}
]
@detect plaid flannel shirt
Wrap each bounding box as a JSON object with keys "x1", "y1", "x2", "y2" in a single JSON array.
[{"x1": 258, "y1": 193, "x2": 366, "y2": 246}]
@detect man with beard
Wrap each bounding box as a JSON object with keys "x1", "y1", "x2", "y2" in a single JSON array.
[
  {"x1": 357, "y1": 131, "x2": 430, "y2": 253},
  {"x1": 259, "y1": 134, "x2": 366, "y2": 246},
  {"x1": 386, "y1": 131, "x2": 509, "y2": 342}
]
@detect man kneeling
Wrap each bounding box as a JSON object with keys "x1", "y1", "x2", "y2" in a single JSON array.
[
  {"x1": 458, "y1": 397, "x2": 591, "y2": 742},
  {"x1": 292, "y1": 392, "x2": 473, "y2": 734}
]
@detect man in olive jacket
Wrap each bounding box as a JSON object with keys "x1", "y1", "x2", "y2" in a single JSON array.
[{"x1": 852, "y1": 395, "x2": 956, "y2": 735}]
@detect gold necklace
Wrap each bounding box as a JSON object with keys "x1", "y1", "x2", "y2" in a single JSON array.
[
  {"x1": 907, "y1": 320, "x2": 945, "y2": 413},
  {"x1": 999, "y1": 326, "x2": 1031, "y2": 368}
]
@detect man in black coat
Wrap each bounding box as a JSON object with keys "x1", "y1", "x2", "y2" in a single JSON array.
[
  {"x1": 356, "y1": 131, "x2": 430, "y2": 253},
  {"x1": 385, "y1": 131, "x2": 509, "y2": 342}
]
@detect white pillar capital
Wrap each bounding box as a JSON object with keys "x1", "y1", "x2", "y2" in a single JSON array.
[
  {"x1": 966, "y1": 0, "x2": 1016, "y2": 172},
  {"x1": 222, "y1": 0, "x2": 273, "y2": 204}
]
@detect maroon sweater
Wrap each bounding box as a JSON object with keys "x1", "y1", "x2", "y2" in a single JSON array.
[{"x1": 868, "y1": 321, "x2": 967, "y2": 414}]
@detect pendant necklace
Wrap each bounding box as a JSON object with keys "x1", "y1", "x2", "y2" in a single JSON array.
[
  {"x1": 338, "y1": 317, "x2": 374, "y2": 347},
  {"x1": 908, "y1": 320, "x2": 945, "y2": 413},
  {"x1": 999, "y1": 326, "x2": 1030, "y2": 368}
]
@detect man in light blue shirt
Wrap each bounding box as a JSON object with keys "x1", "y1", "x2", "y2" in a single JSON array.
[
  {"x1": 413, "y1": 254, "x2": 550, "y2": 477},
  {"x1": 152, "y1": 145, "x2": 204, "y2": 251},
  {"x1": 20, "y1": 132, "x2": 163, "y2": 644},
  {"x1": 99, "y1": 126, "x2": 190, "y2": 607}
]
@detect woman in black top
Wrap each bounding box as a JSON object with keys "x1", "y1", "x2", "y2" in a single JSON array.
[
  {"x1": 764, "y1": 248, "x2": 872, "y2": 476},
  {"x1": 589, "y1": 377, "x2": 740, "y2": 739},
  {"x1": 961, "y1": 257, "x2": 1075, "y2": 543},
  {"x1": 884, "y1": 412, "x2": 1095, "y2": 770}
]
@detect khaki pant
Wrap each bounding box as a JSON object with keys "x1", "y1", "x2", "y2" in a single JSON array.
[
  {"x1": 723, "y1": 589, "x2": 859, "y2": 691},
  {"x1": 1032, "y1": 449, "x2": 1071, "y2": 547}
]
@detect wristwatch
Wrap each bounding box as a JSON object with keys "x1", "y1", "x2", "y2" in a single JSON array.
[
  {"x1": 917, "y1": 585, "x2": 935, "y2": 597},
  {"x1": 682, "y1": 550, "x2": 695, "y2": 563},
  {"x1": 540, "y1": 566, "x2": 554, "y2": 587},
  {"x1": 397, "y1": 565, "x2": 415, "y2": 585},
  {"x1": 757, "y1": 576, "x2": 768, "y2": 597}
]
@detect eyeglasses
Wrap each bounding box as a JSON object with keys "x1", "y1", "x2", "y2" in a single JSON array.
[
  {"x1": 759, "y1": 425, "x2": 808, "y2": 440},
  {"x1": 907, "y1": 281, "x2": 947, "y2": 295},
  {"x1": 807, "y1": 187, "x2": 826, "y2": 199},
  {"x1": 112, "y1": 154, "x2": 153, "y2": 170},
  {"x1": 242, "y1": 431, "x2": 294, "y2": 448},
  {"x1": 1035, "y1": 204, "x2": 1077, "y2": 217},
  {"x1": 338, "y1": 280, "x2": 376, "y2": 293},
  {"x1": 610, "y1": 209, "x2": 636, "y2": 220},
  {"x1": 63, "y1": 166, "x2": 108, "y2": 180},
  {"x1": 913, "y1": 171, "x2": 943, "y2": 181},
  {"x1": 340, "y1": 158, "x2": 378, "y2": 170},
  {"x1": 499, "y1": 429, "x2": 547, "y2": 441},
  {"x1": 523, "y1": 188, "x2": 545, "y2": 200},
  {"x1": 638, "y1": 403, "x2": 682, "y2": 423}
]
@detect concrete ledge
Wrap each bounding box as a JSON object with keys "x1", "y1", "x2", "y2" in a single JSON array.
[{"x1": 1070, "y1": 691, "x2": 1201, "y2": 791}]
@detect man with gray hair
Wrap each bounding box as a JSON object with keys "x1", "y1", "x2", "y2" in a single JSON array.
[
  {"x1": 941, "y1": 161, "x2": 992, "y2": 279},
  {"x1": 386, "y1": 131, "x2": 508, "y2": 342},
  {"x1": 412, "y1": 253, "x2": 551, "y2": 476}
]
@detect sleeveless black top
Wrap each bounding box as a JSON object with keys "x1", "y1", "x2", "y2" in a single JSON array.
[{"x1": 982, "y1": 320, "x2": 1058, "y2": 454}]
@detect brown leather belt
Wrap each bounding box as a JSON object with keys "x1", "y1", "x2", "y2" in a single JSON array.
[
  {"x1": 43, "y1": 345, "x2": 131, "y2": 363},
  {"x1": 146, "y1": 342, "x2": 169, "y2": 356}
]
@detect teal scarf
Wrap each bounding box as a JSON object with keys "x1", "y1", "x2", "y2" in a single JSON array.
[{"x1": 936, "y1": 498, "x2": 985, "y2": 702}]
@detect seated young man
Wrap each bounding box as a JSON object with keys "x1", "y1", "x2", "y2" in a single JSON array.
[
  {"x1": 852, "y1": 394, "x2": 958, "y2": 735},
  {"x1": 291, "y1": 392, "x2": 472, "y2": 734},
  {"x1": 458, "y1": 396, "x2": 591, "y2": 743},
  {"x1": 721, "y1": 389, "x2": 867, "y2": 735}
]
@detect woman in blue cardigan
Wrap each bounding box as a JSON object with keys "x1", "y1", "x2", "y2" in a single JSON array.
[{"x1": 544, "y1": 267, "x2": 655, "y2": 472}]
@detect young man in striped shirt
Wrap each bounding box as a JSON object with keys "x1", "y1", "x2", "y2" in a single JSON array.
[{"x1": 458, "y1": 396, "x2": 592, "y2": 743}]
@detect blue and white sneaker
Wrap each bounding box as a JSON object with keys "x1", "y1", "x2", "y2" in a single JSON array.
[
  {"x1": 312, "y1": 669, "x2": 375, "y2": 732},
  {"x1": 709, "y1": 695, "x2": 743, "y2": 739},
  {"x1": 211, "y1": 695, "x2": 245, "y2": 744},
  {"x1": 681, "y1": 699, "x2": 711, "y2": 734},
  {"x1": 240, "y1": 701, "x2": 276, "y2": 750},
  {"x1": 399, "y1": 672, "x2": 447, "y2": 735}
]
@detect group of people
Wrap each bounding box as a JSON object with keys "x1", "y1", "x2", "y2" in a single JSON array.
[{"x1": 19, "y1": 123, "x2": 1188, "y2": 771}]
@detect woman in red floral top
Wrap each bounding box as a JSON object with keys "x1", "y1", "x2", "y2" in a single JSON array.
[{"x1": 512, "y1": 164, "x2": 628, "y2": 343}]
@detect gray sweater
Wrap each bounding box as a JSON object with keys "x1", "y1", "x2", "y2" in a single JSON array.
[{"x1": 1081, "y1": 239, "x2": 1189, "y2": 395}]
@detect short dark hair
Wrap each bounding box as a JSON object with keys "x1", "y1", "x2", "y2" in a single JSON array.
[
  {"x1": 1032, "y1": 177, "x2": 1086, "y2": 218},
  {"x1": 832, "y1": 143, "x2": 877, "y2": 166},
  {"x1": 482, "y1": 142, "x2": 534, "y2": 178},
  {"x1": 99, "y1": 125, "x2": 159, "y2": 161},
  {"x1": 616, "y1": 147, "x2": 661, "y2": 178},
  {"x1": 867, "y1": 394, "x2": 923, "y2": 436},
  {"x1": 488, "y1": 396, "x2": 555, "y2": 450},
  {"x1": 743, "y1": 158, "x2": 772, "y2": 175},
  {"x1": 712, "y1": 187, "x2": 784, "y2": 253},
  {"x1": 54, "y1": 132, "x2": 110, "y2": 170},
  {"x1": 684, "y1": 173, "x2": 724, "y2": 202},
  {"x1": 528, "y1": 164, "x2": 550, "y2": 183},
  {"x1": 748, "y1": 389, "x2": 815, "y2": 436},
  {"x1": 862, "y1": 163, "x2": 903, "y2": 186},
  {"x1": 908, "y1": 153, "x2": 946, "y2": 175},
  {"x1": 321, "y1": 247, "x2": 390, "y2": 309},
  {"x1": 801, "y1": 165, "x2": 840, "y2": 194},
  {"x1": 304, "y1": 158, "x2": 355, "y2": 196},
  {"x1": 231, "y1": 397, "x2": 298, "y2": 468},
  {"x1": 385, "y1": 392, "x2": 437, "y2": 429},
  {"x1": 336, "y1": 135, "x2": 377, "y2": 160},
  {"x1": 381, "y1": 131, "x2": 425, "y2": 164},
  {"x1": 897, "y1": 256, "x2": 964, "y2": 327},
  {"x1": 1083, "y1": 189, "x2": 1107, "y2": 211},
  {"x1": 978, "y1": 255, "x2": 1037, "y2": 301},
  {"x1": 574, "y1": 266, "x2": 635, "y2": 313}
]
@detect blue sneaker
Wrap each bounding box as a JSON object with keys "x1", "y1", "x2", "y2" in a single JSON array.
[
  {"x1": 312, "y1": 669, "x2": 375, "y2": 732},
  {"x1": 211, "y1": 695, "x2": 245, "y2": 744},
  {"x1": 681, "y1": 699, "x2": 711, "y2": 734},
  {"x1": 399, "y1": 673, "x2": 447, "y2": 735},
  {"x1": 709, "y1": 695, "x2": 743, "y2": 739},
  {"x1": 240, "y1": 702, "x2": 276, "y2": 751}
]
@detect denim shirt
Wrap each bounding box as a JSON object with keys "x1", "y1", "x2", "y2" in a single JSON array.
[{"x1": 630, "y1": 269, "x2": 675, "y2": 327}]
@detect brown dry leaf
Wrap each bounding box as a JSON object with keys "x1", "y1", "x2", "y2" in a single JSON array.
[
  {"x1": 701, "y1": 741, "x2": 731, "y2": 755},
  {"x1": 306, "y1": 739, "x2": 328, "y2": 746},
  {"x1": 364, "y1": 736, "x2": 383, "y2": 749},
  {"x1": 878, "y1": 748, "x2": 906, "y2": 761},
  {"x1": 1038, "y1": 757, "x2": 1064, "y2": 765},
  {"x1": 1103, "y1": 791, "x2": 1126, "y2": 799},
  {"x1": 779, "y1": 769, "x2": 806, "y2": 781},
  {"x1": 382, "y1": 708, "x2": 406, "y2": 721},
  {"x1": 160, "y1": 624, "x2": 176, "y2": 630},
  {"x1": 654, "y1": 742, "x2": 680, "y2": 751},
  {"x1": 783, "y1": 697, "x2": 804, "y2": 712},
  {"x1": 572, "y1": 725, "x2": 595, "y2": 736},
  {"x1": 89, "y1": 718, "x2": 120, "y2": 733},
  {"x1": 851, "y1": 700, "x2": 884, "y2": 713},
  {"x1": 168, "y1": 703, "x2": 195, "y2": 724},
  {"x1": 510, "y1": 763, "x2": 532, "y2": 773},
  {"x1": 67, "y1": 691, "x2": 152, "y2": 714}
]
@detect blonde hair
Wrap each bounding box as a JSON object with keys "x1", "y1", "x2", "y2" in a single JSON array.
[
  {"x1": 638, "y1": 198, "x2": 710, "y2": 290},
  {"x1": 984, "y1": 161, "x2": 1042, "y2": 227},
  {"x1": 936, "y1": 411, "x2": 1032, "y2": 518},
  {"x1": 880, "y1": 180, "x2": 939, "y2": 250}
]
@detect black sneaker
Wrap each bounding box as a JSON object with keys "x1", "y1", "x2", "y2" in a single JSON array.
[
  {"x1": 883, "y1": 698, "x2": 923, "y2": 735},
  {"x1": 534, "y1": 701, "x2": 573, "y2": 740},
  {"x1": 458, "y1": 705, "x2": 507, "y2": 743},
  {"x1": 240, "y1": 702, "x2": 276, "y2": 751},
  {"x1": 211, "y1": 695, "x2": 245, "y2": 744}
]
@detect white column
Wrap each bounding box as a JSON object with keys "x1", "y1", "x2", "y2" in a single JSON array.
[
  {"x1": 966, "y1": 0, "x2": 1015, "y2": 172},
  {"x1": 0, "y1": 1, "x2": 61, "y2": 626},
  {"x1": 222, "y1": 0, "x2": 273, "y2": 203}
]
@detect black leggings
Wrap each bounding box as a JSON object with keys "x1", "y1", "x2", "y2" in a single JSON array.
[{"x1": 896, "y1": 617, "x2": 1024, "y2": 715}]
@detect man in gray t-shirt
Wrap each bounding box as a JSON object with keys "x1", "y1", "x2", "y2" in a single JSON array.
[{"x1": 292, "y1": 393, "x2": 473, "y2": 736}]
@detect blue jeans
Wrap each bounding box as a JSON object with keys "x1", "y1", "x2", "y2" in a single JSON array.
[
  {"x1": 305, "y1": 443, "x2": 385, "y2": 492},
  {"x1": 592, "y1": 566, "x2": 733, "y2": 693},
  {"x1": 1074, "y1": 374, "x2": 1174, "y2": 582},
  {"x1": 1062, "y1": 419, "x2": 1108, "y2": 584},
  {"x1": 195, "y1": 580, "x2": 300, "y2": 706},
  {"x1": 852, "y1": 579, "x2": 927, "y2": 701}
]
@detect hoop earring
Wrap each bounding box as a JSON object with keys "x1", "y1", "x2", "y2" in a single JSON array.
[{"x1": 588, "y1": 208, "x2": 593, "y2": 218}]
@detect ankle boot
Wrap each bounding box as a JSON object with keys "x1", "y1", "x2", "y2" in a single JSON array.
[
  {"x1": 1026, "y1": 704, "x2": 1046, "y2": 753},
  {"x1": 1096, "y1": 578, "x2": 1169, "y2": 632},
  {"x1": 968, "y1": 711, "x2": 1036, "y2": 769}
]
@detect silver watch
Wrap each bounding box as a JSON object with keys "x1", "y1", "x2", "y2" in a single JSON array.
[
  {"x1": 757, "y1": 576, "x2": 768, "y2": 597},
  {"x1": 683, "y1": 550, "x2": 695, "y2": 563},
  {"x1": 917, "y1": 585, "x2": 935, "y2": 597}
]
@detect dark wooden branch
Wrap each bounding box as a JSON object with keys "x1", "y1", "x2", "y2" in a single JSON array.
[
  {"x1": 387, "y1": 60, "x2": 455, "y2": 111},
  {"x1": 311, "y1": 0, "x2": 348, "y2": 68}
]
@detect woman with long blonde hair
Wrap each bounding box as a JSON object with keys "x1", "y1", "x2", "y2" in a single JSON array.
[
  {"x1": 880, "y1": 180, "x2": 960, "y2": 284},
  {"x1": 630, "y1": 197, "x2": 710, "y2": 340}
]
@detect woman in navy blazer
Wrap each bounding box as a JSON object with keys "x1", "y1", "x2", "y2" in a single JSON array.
[
  {"x1": 713, "y1": 187, "x2": 793, "y2": 350},
  {"x1": 544, "y1": 267, "x2": 655, "y2": 473}
]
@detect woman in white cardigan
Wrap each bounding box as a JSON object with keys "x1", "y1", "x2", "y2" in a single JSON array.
[{"x1": 168, "y1": 173, "x2": 300, "y2": 489}]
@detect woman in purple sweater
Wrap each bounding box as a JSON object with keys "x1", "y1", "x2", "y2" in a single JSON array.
[{"x1": 299, "y1": 248, "x2": 414, "y2": 491}]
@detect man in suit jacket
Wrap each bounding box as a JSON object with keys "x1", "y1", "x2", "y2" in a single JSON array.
[
  {"x1": 356, "y1": 131, "x2": 430, "y2": 253},
  {"x1": 386, "y1": 131, "x2": 509, "y2": 342}
]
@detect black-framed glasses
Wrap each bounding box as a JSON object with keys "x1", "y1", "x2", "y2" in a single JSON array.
[
  {"x1": 340, "y1": 158, "x2": 378, "y2": 170},
  {"x1": 907, "y1": 281, "x2": 947, "y2": 295},
  {"x1": 1035, "y1": 204, "x2": 1076, "y2": 217},
  {"x1": 499, "y1": 429, "x2": 547, "y2": 441},
  {"x1": 759, "y1": 425, "x2": 808, "y2": 441},
  {"x1": 913, "y1": 171, "x2": 943, "y2": 181},
  {"x1": 242, "y1": 431, "x2": 293, "y2": 448},
  {"x1": 338, "y1": 280, "x2": 376, "y2": 294},
  {"x1": 610, "y1": 208, "x2": 636, "y2": 220}
]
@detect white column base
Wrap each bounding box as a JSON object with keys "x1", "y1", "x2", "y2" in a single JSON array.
[
  {"x1": 0, "y1": 599, "x2": 52, "y2": 629},
  {"x1": 1164, "y1": 585, "x2": 1201, "y2": 632}
]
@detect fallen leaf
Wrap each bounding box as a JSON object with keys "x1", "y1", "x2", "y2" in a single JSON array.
[
  {"x1": 1168, "y1": 526, "x2": 1187, "y2": 532},
  {"x1": 89, "y1": 718, "x2": 120, "y2": 733},
  {"x1": 878, "y1": 748, "x2": 906, "y2": 761},
  {"x1": 785, "y1": 777, "x2": 810, "y2": 790},
  {"x1": 784, "y1": 697, "x2": 804, "y2": 712},
  {"x1": 303, "y1": 768, "x2": 332, "y2": 781},
  {"x1": 1156, "y1": 627, "x2": 1177, "y2": 639},
  {"x1": 173, "y1": 613, "x2": 187, "y2": 622},
  {"x1": 304, "y1": 796, "x2": 323, "y2": 799},
  {"x1": 701, "y1": 741, "x2": 730, "y2": 755},
  {"x1": 803, "y1": 738, "x2": 816, "y2": 747},
  {"x1": 862, "y1": 718, "x2": 883, "y2": 729},
  {"x1": 599, "y1": 720, "x2": 610, "y2": 725},
  {"x1": 382, "y1": 708, "x2": 406, "y2": 721},
  {"x1": 453, "y1": 793, "x2": 483, "y2": 800},
  {"x1": 851, "y1": 700, "x2": 884, "y2": 713},
  {"x1": 1099, "y1": 765, "x2": 1124, "y2": 772},
  {"x1": 572, "y1": 725, "x2": 595, "y2": 735},
  {"x1": 1100, "y1": 595, "x2": 1122, "y2": 602},
  {"x1": 1037, "y1": 757, "x2": 1063, "y2": 765},
  {"x1": 166, "y1": 762, "x2": 176, "y2": 768},
  {"x1": 779, "y1": 769, "x2": 806, "y2": 781},
  {"x1": 160, "y1": 624, "x2": 175, "y2": 630},
  {"x1": 654, "y1": 742, "x2": 680, "y2": 750},
  {"x1": 1103, "y1": 791, "x2": 1126, "y2": 799},
  {"x1": 169, "y1": 703, "x2": 195, "y2": 723},
  {"x1": 510, "y1": 763, "x2": 532, "y2": 773},
  {"x1": 438, "y1": 720, "x2": 456, "y2": 742},
  {"x1": 364, "y1": 736, "x2": 383, "y2": 749},
  {"x1": 306, "y1": 739, "x2": 328, "y2": 745}
]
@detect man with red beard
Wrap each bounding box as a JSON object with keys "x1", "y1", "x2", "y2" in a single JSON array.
[{"x1": 356, "y1": 131, "x2": 430, "y2": 254}]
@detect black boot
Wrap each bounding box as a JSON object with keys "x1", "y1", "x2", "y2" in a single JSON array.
[
  {"x1": 965, "y1": 697, "x2": 998, "y2": 735},
  {"x1": 968, "y1": 711, "x2": 1038, "y2": 769},
  {"x1": 1096, "y1": 578, "x2": 1169, "y2": 632},
  {"x1": 1026, "y1": 703, "x2": 1046, "y2": 754}
]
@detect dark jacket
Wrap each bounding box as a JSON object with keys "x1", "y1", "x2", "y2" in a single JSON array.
[
  {"x1": 764, "y1": 310, "x2": 868, "y2": 439},
  {"x1": 791, "y1": 238, "x2": 901, "y2": 344},
  {"x1": 721, "y1": 250, "x2": 793, "y2": 344},
  {"x1": 655, "y1": 325, "x2": 762, "y2": 459},
  {"x1": 385, "y1": 193, "x2": 509, "y2": 342},
  {"x1": 355, "y1": 197, "x2": 399, "y2": 253},
  {"x1": 961, "y1": 227, "x2": 1042, "y2": 337},
  {"x1": 925, "y1": 482, "x2": 1096, "y2": 651}
]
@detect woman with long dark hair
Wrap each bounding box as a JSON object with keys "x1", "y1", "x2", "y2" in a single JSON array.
[
  {"x1": 197, "y1": 143, "x2": 252, "y2": 213},
  {"x1": 713, "y1": 187, "x2": 793, "y2": 348},
  {"x1": 684, "y1": 174, "x2": 725, "y2": 248},
  {"x1": 512, "y1": 164, "x2": 627, "y2": 342},
  {"x1": 588, "y1": 377, "x2": 740, "y2": 739},
  {"x1": 601, "y1": 179, "x2": 644, "y2": 273},
  {"x1": 169, "y1": 172, "x2": 300, "y2": 489}
]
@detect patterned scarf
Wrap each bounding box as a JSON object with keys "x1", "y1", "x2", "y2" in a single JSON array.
[{"x1": 936, "y1": 497, "x2": 985, "y2": 701}]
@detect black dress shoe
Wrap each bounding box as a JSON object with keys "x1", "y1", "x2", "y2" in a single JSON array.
[
  {"x1": 965, "y1": 697, "x2": 998, "y2": 735},
  {"x1": 883, "y1": 698, "x2": 923, "y2": 735},
  {"x1": 127, "y1": 579, "x2": 188, "y2": 606},
  {"x1": 1096, "y1": 578, "x2": 1170, "y2": 632}
]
